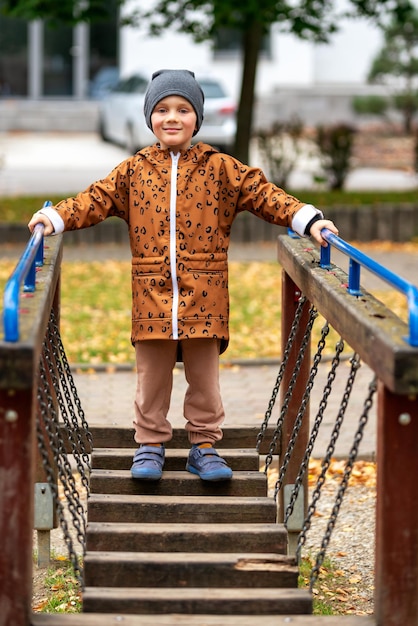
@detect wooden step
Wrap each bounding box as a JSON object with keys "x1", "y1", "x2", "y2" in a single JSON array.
[
  {"x1": 67, "y1": 425, "x2": 278, "y2": 454},
  {"x1": 88, "y1": 494, "x2": 277, "y2": 524},
  {"x1": 86, "y1": 522, "x2": 287, "y2": 553},
  {"x1": 84, "y1": 552, "x2": 298, "y2": 588},
  {"x1": 90, "y1": 469, "x2": 267, "y2": 497},
  {"x1": 91, "y1": 448, "x2": 260, "y2": 471},
  {"x1": 82, "y1": 586, "x2": 312, "y2": 615},
  {"x1": 82, "y1": 424, "x2": 298, "y2": 620},
  {"x1": 32, "y1": 613, "x2": 377, "y2": 625}
]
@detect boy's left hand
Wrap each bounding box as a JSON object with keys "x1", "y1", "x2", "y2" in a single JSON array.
[{"x1": 309, "y1": 219, "x2": 339, "y2": 247}]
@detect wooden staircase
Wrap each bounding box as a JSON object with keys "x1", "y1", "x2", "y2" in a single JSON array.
[{"x1": 83, "y1": 425, "x2": 312, "y2": 620}]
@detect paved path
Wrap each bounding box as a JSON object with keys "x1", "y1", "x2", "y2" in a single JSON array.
[
  {"x1": 1, "y1": 130, "x2": 418, "y2": 196},
  {"x1": 0, "y1": 131, "x2": 130, "y2": 196}
]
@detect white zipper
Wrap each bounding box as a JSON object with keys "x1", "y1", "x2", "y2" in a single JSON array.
[{"x1": 169, "y1": 152, "x2": 180, "y2": 339}]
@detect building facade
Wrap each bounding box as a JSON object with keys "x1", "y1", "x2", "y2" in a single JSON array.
[
  {"x1": 0, "y1": 0, "x2": 388, "y2": 102},
  {"x1": 0, "y1": 2, "x2": 119, "y2": 99}
]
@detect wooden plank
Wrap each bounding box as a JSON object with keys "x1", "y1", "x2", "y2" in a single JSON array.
[
  {"x1": 87, "y1": 494, "x2": 277, "y2": 524},
  {"x1": 91, "y1": 448, "x2": 260, "y2": 471},
  {"x1": 31, "y1": 612, "x2": 377, "y2": 625},
  {"x1": 82, "y1": 587, "x2": 312, "y2": 615},
  {"x1": 86, "y1": 522, "x2": 287, "y2": 553},
  {"x1": 84, "y1": 552, "x2": 299, "y2": 588},
  {"x1": 277, "y1": 234, "x2": 418, "y2": 395},
  {"x1": 81, "y1": 425, "x2": 279, "y2": 453},
  {"x1": 90, "y1": 469, "x2": 267, "y2": 498}
]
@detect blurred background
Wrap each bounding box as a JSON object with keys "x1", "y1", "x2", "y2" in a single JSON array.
[{"x1": 1, "y1": 0, "x2": 418, "y2": 224}]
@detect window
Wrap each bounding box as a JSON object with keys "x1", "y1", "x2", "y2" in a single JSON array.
[{"x1": 0, "y1": 16, "x2": 28, "y2": 96}]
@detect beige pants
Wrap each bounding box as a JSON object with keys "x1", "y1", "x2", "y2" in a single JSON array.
[{"x1": 133, "y1": 338, "x2": 225, "y2": 445}]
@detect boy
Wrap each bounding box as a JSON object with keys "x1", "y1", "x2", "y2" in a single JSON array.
[{"x1": 29, "y1": 69, "x2": 338, "y2": 482}]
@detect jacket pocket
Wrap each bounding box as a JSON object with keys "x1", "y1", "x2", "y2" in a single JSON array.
[
  {"x1": 182, "y1": 252, "x2": 227, "y2": 274},
  {"x1": 132, "y1": 257, "x2": 165, "y2": 276}
]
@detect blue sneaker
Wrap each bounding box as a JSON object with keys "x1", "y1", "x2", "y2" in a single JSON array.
[
  {"x1": 186, "y1": 444, "x2": 233, "y2": 482},
  {"x1": 131, "y1": 444, "x2": 165, "y2": 480}
]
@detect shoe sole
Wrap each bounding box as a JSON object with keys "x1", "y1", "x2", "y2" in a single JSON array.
[
  {"x1": 186, "y1": 463, "x2": 233, "y2": 482},
  {"x1": 131, "y1": 470, "x2": 162, "y2": 481}
]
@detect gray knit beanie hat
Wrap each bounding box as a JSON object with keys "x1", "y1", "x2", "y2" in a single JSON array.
[{"x1": 144, "y1": 69, "x2": 204, "y2": 136}]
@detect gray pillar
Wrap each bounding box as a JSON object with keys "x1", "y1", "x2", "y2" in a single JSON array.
[
  {"x1": 72, "y1": 22, "x2": 89, "y2": 99},
  {"x1": 28, "y1": 20, "x2": 43, "y2": 99}
]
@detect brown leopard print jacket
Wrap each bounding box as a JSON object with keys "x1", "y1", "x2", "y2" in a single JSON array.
[{"x1": 52, "y1": 142, "x2": 306, "y2": 353}]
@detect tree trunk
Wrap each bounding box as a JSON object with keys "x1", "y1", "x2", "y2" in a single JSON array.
[
  {"x1": 403, "y1": 105, "x2": 413, "y2": 135},
  {"x1": 233, "y1": 20, "x2": 264, "y2": 164}
]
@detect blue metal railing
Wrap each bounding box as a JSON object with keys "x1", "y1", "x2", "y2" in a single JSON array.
[
  {"x1": 2, "y1": 201, "x2": 51, "y2": 342},
  {"x1": 320, "y1": 228, "x2": 418, "y2": 347}
]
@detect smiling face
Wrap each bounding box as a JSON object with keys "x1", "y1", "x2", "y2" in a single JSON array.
[{"x1": 150, "y1": 95, "x2": 198, "y2": 152}]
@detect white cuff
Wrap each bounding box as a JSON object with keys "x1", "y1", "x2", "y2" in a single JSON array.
[
  {"x1": 39, "y1": 207, "x2": 65, "y2": 235},
  {"x1": 291, "y1": 204, "x2": 323, "y2": 237}
]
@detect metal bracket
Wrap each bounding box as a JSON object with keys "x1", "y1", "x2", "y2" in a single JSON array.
[
  {"x1": 34, "y1": 482, "x2": 54, "y2": 530},
  {"x1": 284, "y1": 484, "x2": 304, "y2": 532}
]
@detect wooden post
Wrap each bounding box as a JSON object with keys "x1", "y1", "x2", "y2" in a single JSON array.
[
  {"x1": 0, "y1": 235, "x2": 62, "y2": 626},
  {"x1": 279, "y1": 270, "x2": 310, "y2": 553},
  {"x1": 375, "y1": 381, "x2": 418, "y2": 626},
  {"x1": 0, "y1": 384, "x2": 36, "y2": 626}
]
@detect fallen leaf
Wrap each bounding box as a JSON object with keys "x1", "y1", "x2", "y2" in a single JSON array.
[{"x1": 349, "y1": 575, "x2": 362, "y2": 584}]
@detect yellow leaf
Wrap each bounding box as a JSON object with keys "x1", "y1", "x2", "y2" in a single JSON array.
[{"x1": 349, "y1": 575, "x2": 362, "y2": 584}]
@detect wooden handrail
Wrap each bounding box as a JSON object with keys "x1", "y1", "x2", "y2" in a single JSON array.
[{"x1": 279, "y1": 234, "x2": 418, "y2": 626}]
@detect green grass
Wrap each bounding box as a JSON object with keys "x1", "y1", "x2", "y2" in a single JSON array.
[
  {"x1": 32, "y1": 558, "x2": 82, "y2": 613},
  {"x1": 299, "y1": 555, "x2": 342, "y2": 615},
  {"x1": 0, "y1": 195, "x2": 68, "y2": 223},
  {"x1": 287, "y1": 188, "x2": 418, "y2": 207},
  {"x1": 2, "y1": 189, "x2": 418, "y2": 224}
]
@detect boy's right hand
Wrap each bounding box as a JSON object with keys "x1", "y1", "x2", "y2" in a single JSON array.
[{"x1": 28, "y1": 212, "x2": 55, "y2": 236}]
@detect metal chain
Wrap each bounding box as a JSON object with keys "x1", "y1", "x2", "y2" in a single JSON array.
[
  {"x1": 41, "y1": 338, "x2": 90, "y2": 535},
  {"x1": 284, "y1": 338, "x2": 345, "y2": 526},
  {"x1": 49, "y1": 309, "x2": 93, "y2": 452},
  {"x1": 36, "y1": 416, "x2": 83, "y2": 586},
  {"x1": 43, "y1": 334, "x2": 90, "y2": 493},
  {"x1": 36, "y1": 357, "x2": 85, "y2": 585},
  {"x1": 309, "y1": 375, "x2": 377, "y2": 591},
  {"x1": 38, "y1": 353, "x2": 87, "y2": 547},
  {"x1": 45, "y1": 319, "x2": 91, "y2": 494},
  {"x1": 296, "y1": 352, "x2": 362, "y2": 561},
  {"x1": 256, "y1": 295, "x2": 307, "y2": 452},
  {"x1": 273, "y1": 320, "x2": 330, "y2": 501},
  {"x1": 264, "y1": 304, "x2": 318, "y2": 472}
]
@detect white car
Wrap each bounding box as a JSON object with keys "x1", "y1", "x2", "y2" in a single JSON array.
[{"x1": 98, "y1": 73, "x2": 236, "y2": 153}]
